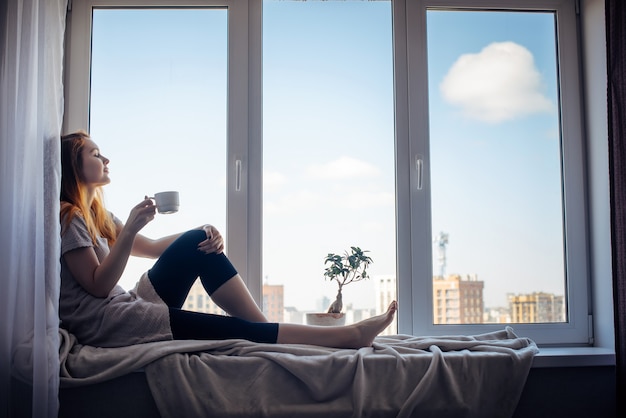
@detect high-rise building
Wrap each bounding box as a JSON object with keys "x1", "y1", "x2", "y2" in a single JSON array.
[
  {"x1": 263, "y1": 283, "x2": 284, "y2": 323},
  {"x1": 343, "y1": 303, "x2": 376, "y2": 325},
  {"x1": 433, "y1": 274, "x2": 484, "y2": 324},
  {"x1": 184, "y1": 279, "x2": 226, "y2": 315},
  {"x1": 508, "y1": 292, "x2": 565, "y2": 323},
  {"x1": 484, "y1": 306, "x2": 512, "y2": 324},
  {"x1": 375, "y1": 276, "x2": 398, "y2": 335},
  {"x1": 183, "y1": 280, "x2": 286, "y2": 324},
  {"x1": 284, "y1": 306, "x2": 306, "y2": 324}
]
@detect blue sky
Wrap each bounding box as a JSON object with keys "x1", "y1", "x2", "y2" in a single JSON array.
[
  {"x1": 426, "y1": 10, "x2": 563, "y2": 307},
  {"x1": 89, "y1": 1, "x2": 564, "y2": 314},
  {"x1": 261, "y1": 1, "x2": 396, "y2": 311}
]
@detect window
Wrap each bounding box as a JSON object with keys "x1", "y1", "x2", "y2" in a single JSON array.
[
  {"x1": 401, "y1": 0, "x2": 588, "y2": 344},
  {"x1": 65, "y1": 0, "x2": 590, "y2": 345},
  {"x1": 64, "y1": 0, "x2": 256, "y2": 294},
  {"x1": 262, "y1": 0, "x2": 396, "y2": 330},
  {"x1": 88, "y1": 7, "x2": 228, "y2": 287},
  {"x1": 427, "y1": 9, "x2": 564, "y2": 326}
]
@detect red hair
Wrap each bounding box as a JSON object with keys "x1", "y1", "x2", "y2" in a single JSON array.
[{"x1": 60, "y1": 130, "x2": 117, "y2": 246}]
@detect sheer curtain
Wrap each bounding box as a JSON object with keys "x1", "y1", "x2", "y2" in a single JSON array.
[
  {"x1": 0, "y1": 0, "x2": 67, "y2": 417},
  {"x1": 607, "y1": 0, "x2": 626, "y2": 411}
]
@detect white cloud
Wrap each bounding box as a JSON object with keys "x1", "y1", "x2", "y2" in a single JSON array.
[
  {"x1": 440, "y1": 41, "x2": 554, "y2": 123},
  {"x1": 306, "y1": 156, "x2": 380, "y2": 180}
]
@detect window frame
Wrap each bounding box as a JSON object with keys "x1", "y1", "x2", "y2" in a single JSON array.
[
  {"x1": 398, "y1": 0, "x2": 590, "y2": 345},
  {"x1": 63, "y1": 0, "x2": 264, "y2": 303},
  {"x1": 64, "y1": 0, "x2": 592, "y2": 346}
]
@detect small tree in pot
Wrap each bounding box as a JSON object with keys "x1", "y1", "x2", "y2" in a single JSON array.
[{"x1": 324, "y1": 246, "x2": 373, "y2": 313}]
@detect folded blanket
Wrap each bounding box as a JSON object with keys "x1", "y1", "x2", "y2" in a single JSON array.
[{"x1": 58, "y1": 327, "x2": 538, "y2": 418}]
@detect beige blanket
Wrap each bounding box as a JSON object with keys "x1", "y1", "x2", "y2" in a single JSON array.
[{"x1": 58, "y1": 327, "x2": 538, "y2": 418}]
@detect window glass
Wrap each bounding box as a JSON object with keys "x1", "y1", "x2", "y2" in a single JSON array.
[
  {"x1": 69, "y1": 0, "x2": 589, "y2": 345},
  {"x1": 90, "y1": 8, "x2": 228, "y2": 292},
  {"x1": 426, "y1": 10, "x2": 566, "y2": 324},
  {"x1": 262, "y1": 0, "x2": 396, "y2": 331}
]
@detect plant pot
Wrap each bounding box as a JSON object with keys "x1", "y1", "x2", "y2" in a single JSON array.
[{"x1": 305, "y1": 312, "x2": 346, "y2": 326}]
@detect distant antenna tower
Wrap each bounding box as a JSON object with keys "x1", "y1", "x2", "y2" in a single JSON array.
[{"x1": 434, "y1": 232, "x2": 449, "y2": 278}]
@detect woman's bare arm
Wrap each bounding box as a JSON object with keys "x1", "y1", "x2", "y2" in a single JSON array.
[
  {"x1": 65, "y1": 197, "x2": 226, "y2": 297},
  {"x1": 131, "y1": 232, "x2": 182, "y2": 258},
  {"x1": 130, "y1": 223, "x2": 225, "y2": 258},
  {"x1": 63, "y1": 199, "x2": 156, "y2": 297}
]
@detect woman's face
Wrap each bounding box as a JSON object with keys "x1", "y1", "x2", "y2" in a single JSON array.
[{"x1": 80, "y1": 139, "x2": 110, "y2": 187}]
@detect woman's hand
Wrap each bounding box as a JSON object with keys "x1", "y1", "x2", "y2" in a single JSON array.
[
  {"x1": 198, "y1": 224, "x2": 225, "y2": 254},
  {"x1": 123, "y1": 197, "x2": 156, "y2": 235}
]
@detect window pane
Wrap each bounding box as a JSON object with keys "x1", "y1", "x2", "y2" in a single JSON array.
[
  {"x1": 90, "y1": 9, "x2": 227, "y2": 293},
  {"x1": 426, "y1": 11, "x2": 566, "y2": 324},
  {"x1": 262, "y1": 0, "x2": 396, "y2": 332}
]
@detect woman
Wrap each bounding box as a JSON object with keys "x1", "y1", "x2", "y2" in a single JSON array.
[{"x1": 59, "y1": 130, "x2": 397, "y2": 349}]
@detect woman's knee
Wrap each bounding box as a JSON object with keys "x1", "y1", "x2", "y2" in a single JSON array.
[
  {"x1": 173, "y1": 229, "x2": 207, "y2": 250},
  {"x1": 149, "y1": 230, "x2": 207, "y2": 281}
]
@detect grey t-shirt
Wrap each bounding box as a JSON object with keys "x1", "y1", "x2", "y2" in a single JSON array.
[{"x1": 60, "y1": 213, "x2": 172, "y2": 347}]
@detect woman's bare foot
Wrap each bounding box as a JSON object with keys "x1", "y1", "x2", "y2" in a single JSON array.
[
  {"x1": 275, "y1": 301, "x2": 397, "y2": 349},
  {"x1": 344, "y1": 300, "x2": 397, "y2": 349}
]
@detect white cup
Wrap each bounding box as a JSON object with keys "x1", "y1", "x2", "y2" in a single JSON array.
[{"x1": 152, "y1": 191, "x2": 180, "y2": 214}]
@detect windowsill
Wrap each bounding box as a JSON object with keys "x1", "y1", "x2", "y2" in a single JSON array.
[{"x1": 531, "y1": 346, "x2": 616, "y2": 368}]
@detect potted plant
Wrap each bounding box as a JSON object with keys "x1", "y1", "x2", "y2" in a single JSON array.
[{"x1": 306, "y1": 246, "x2": 373, "y2": 326}]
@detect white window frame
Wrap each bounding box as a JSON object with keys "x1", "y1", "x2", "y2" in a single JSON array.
[
  {"x1": 396, "y1": 0, "x2": 590, "y2": 345},
  {"x1": 65, "y1": 0, "x2": 593, "y2": 346},
  {"x1": 63, "y1": 0, "x2": 264, "y2": 303}
]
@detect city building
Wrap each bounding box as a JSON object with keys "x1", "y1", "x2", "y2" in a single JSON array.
[
  {"x1": 433, "y1": 274, "x2": 485, "y2": 324},
  {"x1": 375, "y1": 276, "x2": 398, "y2": 335},
  {"x1": 484, "y1": 306, "x2": 512, "y2": 324},
  {"x1": 508, "y1": 292, "x2": 565, "y2": 323},
  {"x1": 262, "y1": 283, "x2": 285, "y2": 323},
  {"x1": 184, "y1": 280, "x2": 226, "y2": 315},
  {"x1": 184, "y1": 279, "x2": 285, "y2": 323},
  {"x1": 343, "y1": 303, "x2": 377, "y2": 325},
  {"x1": 284, "y1": 306, "x2": 306, "y2": 325}
]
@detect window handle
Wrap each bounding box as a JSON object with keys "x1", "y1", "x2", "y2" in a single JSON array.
[
  {"x1": 235, "y1": 159, "x2": 242, "y2": 192},
  {"x1": 416, "y1": 155, "x2": 424, "y2": 190}
]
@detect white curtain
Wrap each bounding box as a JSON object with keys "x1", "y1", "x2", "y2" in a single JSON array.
[{"x1": 0, "y1": 0, "x2": 67, "y2": 417}]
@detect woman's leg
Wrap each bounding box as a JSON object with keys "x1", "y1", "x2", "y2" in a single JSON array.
[
  {"x1": 209, "y1": 275, "x2": 269, "y2": 322},
  {"x1": 276, "y1": 301, "x2": 398, "y2": 349},
  {"x1": 169, "y1": 301, "x2": 397, "y2": 348},
  {"x1": 169, "y1": 308, "x2": 279, "y2": 343},
  {"x1": 149, "y1": 230, "x2": 267, "y2": 322},
  {"x1": 148, "y1": 230, "x2": 231, "y2": 307},
  {"x1": 150, "y1": 230, "x2": 397, "y2": 347}
]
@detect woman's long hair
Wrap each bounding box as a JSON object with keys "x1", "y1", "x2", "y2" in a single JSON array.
[{"x1": 60, "y1": 130, "x2": 117, "y2": 246}]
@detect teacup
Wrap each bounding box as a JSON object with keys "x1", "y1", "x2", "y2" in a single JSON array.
[{"x1": 152, "y1": 191, "x2": 179, "y2": 214}]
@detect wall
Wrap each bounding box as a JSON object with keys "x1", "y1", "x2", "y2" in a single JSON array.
[
  {"x1": 583, "y1": 0, "x2": 614, "y2": 351},
  {"x1": 514, "y1": 1, "x2": 617, "y2": 416},
  {"x1": 515, "y1": 366, "x2": 616, "y2": 417}
]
